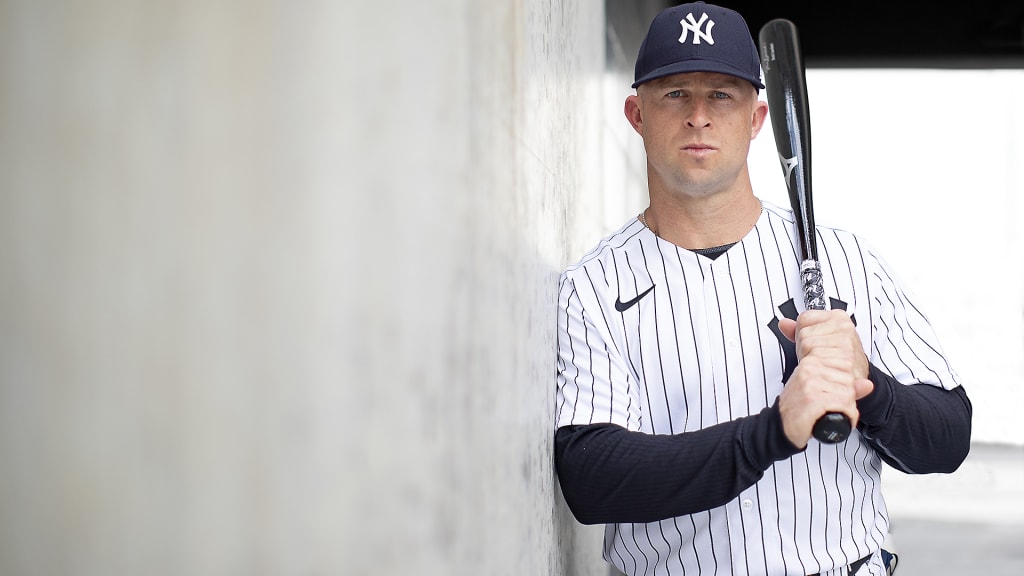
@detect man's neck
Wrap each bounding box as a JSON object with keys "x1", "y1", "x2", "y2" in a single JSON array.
[{"x1": 644, "y1": 192, "x2": 763, "y2": 250}]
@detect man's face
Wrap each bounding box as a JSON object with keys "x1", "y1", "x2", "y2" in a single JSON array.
[{"x1": 626, "y1": 71, "x2": 767, "y2": 200}]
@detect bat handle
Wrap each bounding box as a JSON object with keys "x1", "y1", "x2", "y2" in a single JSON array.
[
  {"x1": 800, "y1": 260, "x2": 852, "y2": 444},
  {"x1": 800, "y1": 260, "x2": 827, "y2": 311}
]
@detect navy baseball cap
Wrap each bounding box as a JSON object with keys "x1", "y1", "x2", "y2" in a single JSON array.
[{"x1": 633, "y1": 1, "x2": 764, "y2": 90}]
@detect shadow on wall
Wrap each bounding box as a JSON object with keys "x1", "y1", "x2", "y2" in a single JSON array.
[{"x1": 605, "y1": 0, "x2": 667, "y2": 75}]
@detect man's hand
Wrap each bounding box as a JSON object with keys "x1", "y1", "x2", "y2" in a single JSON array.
[{"x1": 776, "y1": 310, "x2": 873, "y2": 448}]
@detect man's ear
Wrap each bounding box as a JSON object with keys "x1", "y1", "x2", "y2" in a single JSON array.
[
  {"x1": 750, "y1": 98, "x2": 769, "y2": 140},
  {"x1": 624, "y1": 94, "x2": 644, "y2": 135}
]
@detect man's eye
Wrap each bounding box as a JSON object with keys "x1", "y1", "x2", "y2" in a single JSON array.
[
  {"x1": 666, "y1": 90, "x2": 683, "y2": 98},
  {"x1": 713, "y1": 91, "x2": 731, "y2": 99}
]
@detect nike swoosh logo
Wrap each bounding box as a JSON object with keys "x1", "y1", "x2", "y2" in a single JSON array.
[{"x1": 614, "y1": 285, "x2": 655, "y2": 312}]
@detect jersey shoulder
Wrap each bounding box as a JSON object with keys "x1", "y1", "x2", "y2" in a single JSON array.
[
  {"x1": 760, "y1": 199, "x2": 878, "y2": 253},
  {"x1": 560, "y1": 216, "x2": 646, "y2": 280}
]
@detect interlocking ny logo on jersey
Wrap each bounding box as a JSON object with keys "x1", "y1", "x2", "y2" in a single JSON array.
[
  {"x1": 679, "y1": 12, "x2": 715, "y2": 45},
  {"x1": 768, "y1": 297, "x2": 856, "y2": 382}
]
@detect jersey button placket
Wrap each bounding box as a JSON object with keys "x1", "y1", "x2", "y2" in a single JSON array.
[{"x1": 701, "y1": 259, "x2": 732, "y2": 426}]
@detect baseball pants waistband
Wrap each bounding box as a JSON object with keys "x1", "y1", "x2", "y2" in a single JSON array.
[{"x1": 814, "y1": 553, "x2": 871, "y2": 576}]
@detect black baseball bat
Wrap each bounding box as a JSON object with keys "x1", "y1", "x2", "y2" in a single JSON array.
[{"x1": 758, "y1": 18, "x2": 851, "y2": 444}]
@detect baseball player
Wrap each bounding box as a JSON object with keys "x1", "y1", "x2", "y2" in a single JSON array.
[{"x1": 553, "y1": 3, "x2": 972, "y2": 575}]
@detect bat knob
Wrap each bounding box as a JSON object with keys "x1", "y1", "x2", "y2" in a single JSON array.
[{"x1": 813, "y1": 412, "x2": 851, "y2": 444}]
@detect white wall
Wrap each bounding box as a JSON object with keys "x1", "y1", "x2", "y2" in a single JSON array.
[
  {"x1": 750, "y1": 69, "x2": 1024, "y2": 446},
  {"x1": 0, "y1": 1, "x2": 609, "y2": 574}
]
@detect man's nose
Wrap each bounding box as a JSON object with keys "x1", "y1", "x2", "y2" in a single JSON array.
[{"x1": 686, "y1": 100, "x2": 711, "y2": 127}]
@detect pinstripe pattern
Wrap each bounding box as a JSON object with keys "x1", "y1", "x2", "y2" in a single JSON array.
[{"x1": 555, "y1": 200, "x2": 960, "y2": 576}]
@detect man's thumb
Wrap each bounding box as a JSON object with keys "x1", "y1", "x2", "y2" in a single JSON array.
[{"x1": 778, "y1": 318, "x2": 797, "y2": 343}]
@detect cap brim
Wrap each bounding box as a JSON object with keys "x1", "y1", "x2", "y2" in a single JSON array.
[{"x1": 632, "y1": 59, "x2": 765, "y2": 90}]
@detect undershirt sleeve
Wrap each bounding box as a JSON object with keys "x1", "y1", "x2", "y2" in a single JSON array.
[
  {"x1": 554, "y1": 363, "x2": 972, "y2": 525},
  {"x1": 553, "y1": 401, "x2": 802, "y2": 525},
  {"x1": 856, "y1": 363, "x2": 972, "y2": 473}
]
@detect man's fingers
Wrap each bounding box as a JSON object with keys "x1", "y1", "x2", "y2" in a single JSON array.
[
  {"x1": 788, "y1": 310, "x2": 869, "y2": 379},
  {"x1": 779, "y1": 352, "x2": 864, "y2": 447},
  {"x1": 796, "y1": 310, "x2": 854, "y2": 341}
]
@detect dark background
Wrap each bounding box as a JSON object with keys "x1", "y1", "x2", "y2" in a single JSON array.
[{"x1": 607, "y1": 1, "x2": 1024, "y2": 68}]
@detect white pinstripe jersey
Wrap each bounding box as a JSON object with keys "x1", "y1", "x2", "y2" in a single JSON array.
[{"x1": 554, "y1": 200, "x2": 961, "y2": 576}]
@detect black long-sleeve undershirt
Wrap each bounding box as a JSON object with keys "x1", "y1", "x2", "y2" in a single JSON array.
[
  {"x1": 857, "y1": 365, "x2": 972, "y2": 473},
  {"x1": 554, "y1": 364, "x2": 972, "y2": 526}
]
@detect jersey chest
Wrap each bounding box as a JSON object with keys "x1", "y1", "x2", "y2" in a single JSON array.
[{"x1": 613, "y1": 266, "x2": 795, "y2": 433}]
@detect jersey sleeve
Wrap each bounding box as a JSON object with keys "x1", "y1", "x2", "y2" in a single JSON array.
[
  {"x1": 863, "y1": 241, "x2": 961, "y2": 391},
  {"x1": 554, "y1": 270, "x2": 637, "y2": 430},
  {"x1": 857, "y1": 239, "x2": 972, "y2": 472}
]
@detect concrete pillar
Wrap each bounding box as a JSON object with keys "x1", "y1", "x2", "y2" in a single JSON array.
[{"x1": 0, "y1": 0, "x2": 609, "y2": 574}]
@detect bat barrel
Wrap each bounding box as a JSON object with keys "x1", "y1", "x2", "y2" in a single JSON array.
[{"x1": 759, "y1": 19, "x2": 816, "y2": 262}]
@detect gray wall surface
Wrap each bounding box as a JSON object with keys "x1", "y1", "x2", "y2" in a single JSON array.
[{"x1": 0, "y1": 0, "x2": 619, "y2": 574}]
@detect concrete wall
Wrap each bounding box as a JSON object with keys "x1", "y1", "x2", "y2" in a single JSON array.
[{"x1": 0, "y1": 0, "x2": 609, "y2": 574}]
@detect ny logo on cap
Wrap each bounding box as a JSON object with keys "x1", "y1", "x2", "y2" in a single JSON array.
[{"x1": 679, "y1": 12, "x2": 715, "y2": 45}]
